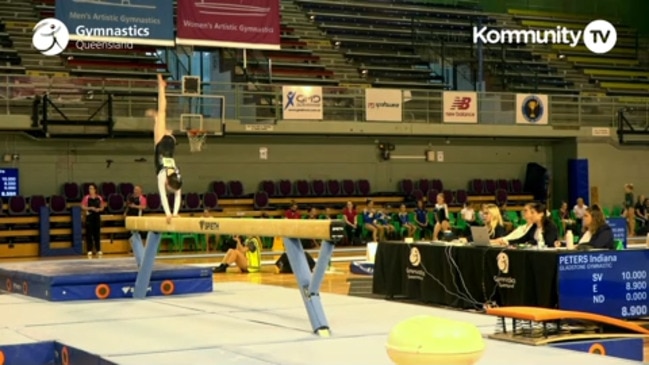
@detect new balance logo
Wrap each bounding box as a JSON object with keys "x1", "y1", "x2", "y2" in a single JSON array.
[{"x1": 451, "y1": 97, "x2": 471, "y2": 110}]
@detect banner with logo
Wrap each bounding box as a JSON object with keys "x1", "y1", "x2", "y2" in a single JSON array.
[
  {"x1": 282, "y1": 86, "x2": 323, "y2": 120},
  {"x1": 442, "y1": 91, "x2": 478, "y2": 123},
  {"x1": 365, "y1": 89, "x2": 402, "y2": 122},
  {"x1": 55, "y1": 0, "x2": 174, "y2": 46},
  {"x1": 516, "y1": 94, "x2": 549, "y2": 125},
  {"x1": 176, "y1": 0, "x2": 280, "y2": 50}
]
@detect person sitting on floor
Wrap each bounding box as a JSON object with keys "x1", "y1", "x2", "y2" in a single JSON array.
[
  {"x1": 213, "y1": 235, "x2": 251, "y2": 273},
  {"x1": 575, "y1": 207, "x2": 614, "y2": 250}
]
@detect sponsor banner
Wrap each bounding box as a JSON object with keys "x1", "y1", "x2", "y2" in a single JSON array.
[
  {"x1": 55, "y1": 0, "x2": 173, "y2": 46},
  {"x1": 516, "y1": 94, "x2": 549, "y2": 125},
  {"x1": 365, "y1": 89, "x2": 402, "y2": 122},
  {"x1": 442, "y1": 91, "x2": 478, "y2": 123},
  {"x1": 176, "y1": 0, "x2": 280, "y2": 50},
  {"x1": 282, "y1": 86, "x2": 323, "y2": 120}
]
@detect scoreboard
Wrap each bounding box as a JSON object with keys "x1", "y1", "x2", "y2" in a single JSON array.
[{"x1": 0, "y1": 168, "x2": 18, "y2": 197}]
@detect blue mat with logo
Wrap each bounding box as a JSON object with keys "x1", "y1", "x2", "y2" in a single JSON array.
[{"x1": 0, "y1": 258, "x2": 212, "y2": 301}]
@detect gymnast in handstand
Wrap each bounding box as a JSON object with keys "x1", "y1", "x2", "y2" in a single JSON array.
[{"x1": 147, "y1": 74, "x2": 182, "y2": 223}]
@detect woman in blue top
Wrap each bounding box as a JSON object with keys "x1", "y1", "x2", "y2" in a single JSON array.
[
  {"x1": 398, "y1": 204, "x2": 416, "y2": 238},
  {"x1": 414, "y1": 199, "x2": 431, "y2": 239},
  {"x1": 147, "y1": 74, "x2": 182, "y2": 224},
  {"x1": 376, "y1": 206, "x2": 395, "y2": 239},
  {"x1": 362, "y1": 200, "x2": 383, "y2": 242}
]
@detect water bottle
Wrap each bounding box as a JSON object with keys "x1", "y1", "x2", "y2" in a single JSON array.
[{"x1": 565, "y1": 230, "x2": 574, "y2": 250}]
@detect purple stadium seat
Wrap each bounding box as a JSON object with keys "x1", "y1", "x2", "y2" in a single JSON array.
[
  {"x1": 211, "y1": 181, "x2": 228, "y2": 197},
  {"x1": 8, "y1": 196, "x2": 27, "y2": 215},
  {"x1": 431, "y1": 179, "x2": 443, "y2": 192},
  {"x1": 167, "y1": 193, "x2": 181, "y2": 211},
  {"x1": 253, "y1": 191, "x2": 270, "y2": 210},
  {"x1": 81, "y1": 182, "x2": 94, "y2": 196},
  {"x1": 119, "y1": 182, "x2": 134, "y2": 198},
  {"x1": 295, "y1": 180, "x2": 310, "y2": 196},
  {"x1": 411, "y1": 189, "x2": 423, "y2": 202},
  {"x1": 107, "y1": 194, "x2": 125, "y2": 213},
  {"x1": 146, "y1": 193, "x2": 161, "y2": 211},
  {"x1": 184, "y1": 192, "x2": 201, "y2": 211},
  {"x1": 63, "y1": 182, "x2": 80, "y2": 201},
  {"x1": 510, "y1": 179, "x2": 523, "y2": 194},
  {"x1": 326, "y1": 180, "x2": 341, "y2": 196},
  {"x1": 496, "y1": 179, "x2": 509, "y2": 192},
  {"x1": 443, "y1": 190, "x2": 454, "y2": 205},
  {"x1": 417, "y1": 179, "x2": 430, "y2": 194},
  {"x1": 400, "y1": 179, "x2": 414, "y2": 196},
  {"x1": 356, "y1": 180, "x2": 371, "y2": 196},
  {"x1": 469, "y1": 179, "x2": 484, "y2": 195},
  {"x1": 203, "y1": 192, "x2": 219, "y2": 211},
  {"x1": 49, "y1": 195, "x2": 67, "y2": 214},
  {"x1": 278, "y1": 180, "x2": 293, "y2": 196},
  {"x1": 311, "y1": 180, "x2": 326, "y2": 196},
  {"x1": 260, "y1": 180, "x2": 276, "y2": 197},
  {"x1": 455, "y1": 190, "x2": 468, "y2": 206},
  {"x1": 495, "y1": 189, "x2": 508, "y2": 206},
  {"x1": 228, "y1": 181, "x2": 244, "y2": 198},
  {"x1": 101, "y1": 182, "x2": 117, "y2": 197},
  {"x1": 484, "y1": 180, "x2": 496, "y2": 195},
  {"x1": 341, "y1": 179, "x2": 355, "y2": 196},
  {"x1": 29, "y1": 195, "x2": 47, "y2": 214},
  {"x1": 426, "y1": 189, "x2": 438, "y2": 205}
]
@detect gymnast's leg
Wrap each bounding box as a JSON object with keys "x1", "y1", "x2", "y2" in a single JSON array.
[{"x1": 213, "y1": 248, "x2": 248, "y2": 273}]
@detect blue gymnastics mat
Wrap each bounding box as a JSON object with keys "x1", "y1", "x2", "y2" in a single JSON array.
[{"x1": 0, "y1": 258, "x2": 213, "y2": 302}]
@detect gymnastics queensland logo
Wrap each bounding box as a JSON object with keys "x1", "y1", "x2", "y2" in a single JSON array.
[
  {"x1": 32, "y1": 18, "x2": 70, "y2": 56},
  {"x1": 494, "y1": 252, "x2": 516, "y2": 289},
  {"x1": 496, "y1": 252, "x2": 509, "y2": 274},
  {"x1": 516, "y1": 94, "x2": 549, "y2": 125},
  {"x1": 406, "y1": 247, "x2": 425, "y2": 281}
]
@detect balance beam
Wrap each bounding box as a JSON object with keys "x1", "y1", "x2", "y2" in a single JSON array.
[
  {"x1": 125, "y1": 217, "x2": 345, "y2": 241},
  {"x1": 126, "y1": 216, "x2": 345, "y2": 337}
]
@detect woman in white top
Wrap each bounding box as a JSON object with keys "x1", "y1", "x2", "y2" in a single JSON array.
[
  {"x1": 433, "y1": 193, "x2": 450, "y2": 241},
  {"x1": 494, "y1": 203, "x2": 534, "y2": 246},
  {"x1": 460, "y1": 203, "x2": 475, "y2": 223},
  {"x1": 572, "y1": 197, "x2": 588, "y2": 231}
]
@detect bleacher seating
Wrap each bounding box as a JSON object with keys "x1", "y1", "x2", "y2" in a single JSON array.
[
  {"x1": 507, "y1": 9, "x2": 647, "y2": 97},
  {"x1": 0, "y1": 20, "x2": 24, "y2": 75}
]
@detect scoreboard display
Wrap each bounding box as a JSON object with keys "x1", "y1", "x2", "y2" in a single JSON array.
[{"x1": 0, "y1": 168, "x2": 18, "y2": 197}]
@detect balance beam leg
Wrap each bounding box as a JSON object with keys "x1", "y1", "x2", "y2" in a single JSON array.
[
  {"x1": 129, "y1": 232, "x2": 145, "y2": 267},
  {"x1": 283, "y1": 237, "x2": 331, "y2": 336},
  {"x1": 133, "y1": 232, "x2": 161, "y2": 299},
  {"x1": 309, "y1": 240, "x2": 334, "y2": 295}
]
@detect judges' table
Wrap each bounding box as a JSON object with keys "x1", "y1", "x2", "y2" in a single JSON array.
[{"x1": 372, "y1": 242, "x2": 559, "y2": 309}]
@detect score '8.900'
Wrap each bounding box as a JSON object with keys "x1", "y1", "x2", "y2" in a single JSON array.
[{"x1": 622, "y1": 305, "x2": 648, "y2": 317}]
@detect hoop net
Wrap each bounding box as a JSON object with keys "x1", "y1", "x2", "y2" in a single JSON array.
[{"x1": 187, "y1": 130, "x2": 208, "y2": 152}]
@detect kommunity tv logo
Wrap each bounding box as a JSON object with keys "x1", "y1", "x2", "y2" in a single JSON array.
[{"x1": 473, "y1": 19, "x2": 617, "y2": 54}]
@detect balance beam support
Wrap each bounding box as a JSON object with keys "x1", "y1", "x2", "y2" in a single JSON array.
[
  {"x1": 283, "y1": 237, "x2": 334, "y2": 337},
  {"x1": 133, "y1": 232, "x2": 161, "y2": 299},
  {"x1": 129, "y1": 232, "x2": 145, "y2": 267}
]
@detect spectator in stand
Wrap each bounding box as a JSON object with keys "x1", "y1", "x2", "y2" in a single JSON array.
[
  {"x1": 307, "y1": 207, "x2": 319, "y2": 219},
  {"x1": 559, "y1": 201, "x2": 577, "y2": 233},
  {"x1": 414, "y1": 199, "x2": 432, "y2": 239},
  {"x1": 376, "y1": 205, "x2": 395, "y2": 240},
  {"x1": 572, "y1": 197, "x2": 588, "y2": 231},
  {"x1": 362, "y1": 199, "x2": 382, "y2": 242},
  {"x1": 342, "y1": 201, "x2": 360, "y2": 245},
  {"x1": 635, "y1": 195, "x2": 647, "y2": 232},
  {"x1": 624, "y1": 184, "x2": 635, "y2": 236},
  {"x1": 82, "y1": 183, "x2": 105, "y2": 258},
  {"x1": 460, "y1": 203, "x2": 475, "y2": 224},
  {"x1": 125, "y1": 185, "x2": 147, "y2": 245},
  {"x1": 306, "y1": 207, "x2": 321, "y2": 248},
  {"x1": 285, "y1": 200, "x2": 301, "y2": 219},
  {"x1": 397, "y1": 204, "x2": 416, "y2": 238}
]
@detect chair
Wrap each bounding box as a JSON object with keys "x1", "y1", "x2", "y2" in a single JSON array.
[
  {"x1": 496, "y1": 179, "x2": 509, "y2": 192},
  {"x1": 442, "y1": 190, "x2": 454, "y2": 205},
  {"x1": 400, "y1": 179, "x2": 414, "y2": 196},
  {"x1": 8, "y1": 196, "x2": 27, "y2": 215},
  {"x1": 211, "y1": 181, "x2": 228, "y2": 197},
  {"x1": 495, "y1": 189, "x2": 508, "y2": 206},
  {"x1": 62, "y1": 182, "x2": 80, "y2": 201},
  {"x1": 260, "y1": 180, "x2": 276, "y2": 197},
  {"x1": 356, "y1": 180, "x2": 371, "y2": 196},
  {"x1": 510, "y1": 179, "x2": 523, "y2": 194},
  {"x1": 426, "y1": 189, "x2": 438, "y2": 206},
  {"x1": 253, "y1": 191, "x2": 270, "y2": 210},
  {"x1": 184, "y1": 193, "x2": 202, "y2": 212},
  {"x1": 411, "y1": 189, "x2": 424, "y2": 202},
  {"x1": 119, "y1": 182, "x2": 134, "y2": 198},
  {"x1": 326, "y1": 180, "x2": 341, "y2": 196},
  {"x1": 203, "y1": 192, "x2": 220, "y2": 211},
  {"x1": 29, "y1": 195, "x2": 47, "y2": 215},
  {"x1": 107, "y1": 194, "x2": 125, "y2": 213},
  {"x1": 341, "y1": 179, "x2": 355, "y2": 196},
  {"x1": 146, "y1": 193, "x2": 161, "y2": 211},
  {"x1": 455, "y1": 190, "x2": 468, "y2": 206},
  {"x1": 228, "y1": 181, "x2": 244, "y2": 198},
  {"x1": 431, "y1": 179, "x2": 443, "y2": 192},
  {"x1": 278, "y1": 180, "x2": 293, "y2": 196},
  {"x1": 100, "y1": 182, "x2": 117, "y2": 197},
  {"x1": 469, "y1": 179, "x2": 484, "y2": 194},
  {"x1": 295, "y1": 180, "x2": 310, "y2": 196},
  {"x1": 49, "y1": 195, "x2": 67, "y2": 214},
  {"x1": 417, "y1": 179, "x2": 429, "y2": 194},
  {"x1": 484, "y1": 180, "x2": 496, "y2": 195},
  {"x1": 311, "y1": 180, "x2": 326, "y2": 196}
]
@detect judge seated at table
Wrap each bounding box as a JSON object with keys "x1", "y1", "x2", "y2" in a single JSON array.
[
  {"x1": 574, "y1": 207, "x2": 614, "y2": 250},
  {"x1": 498, "y1": 202, "x2": 559, "y2": 247},
  {"x1": 495, "y1": 203, "x2": 533, "y2": 245},
  {"x1": 482, "y1": 204, "x2": 506, "y2": 242}
]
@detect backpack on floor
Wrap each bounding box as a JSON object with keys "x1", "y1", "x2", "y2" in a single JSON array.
[{"x1": 276, "y1": 252, "x2": 316, "y2": 274}]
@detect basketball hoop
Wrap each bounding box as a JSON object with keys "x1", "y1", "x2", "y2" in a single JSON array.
[{"x1": 187, "y1": 129, "x2": 207, "y2": 152}]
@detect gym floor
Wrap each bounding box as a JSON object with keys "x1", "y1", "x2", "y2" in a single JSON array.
[{"x1": 0, "y1": 254, "x2": 642, "y2": 365}]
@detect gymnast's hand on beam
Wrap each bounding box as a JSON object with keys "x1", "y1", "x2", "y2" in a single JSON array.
[{"x1": 166, "y1": 215, "x2": 172, "y2": 224}]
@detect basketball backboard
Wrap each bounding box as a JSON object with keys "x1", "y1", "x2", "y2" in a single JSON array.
[{"x1": 165, "y1": 94, "x2": 225, "y2": 136}]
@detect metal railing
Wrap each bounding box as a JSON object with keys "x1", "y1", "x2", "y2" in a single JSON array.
[{"x1": 0, "y1": 74, "x2": 647, "y2": 127}]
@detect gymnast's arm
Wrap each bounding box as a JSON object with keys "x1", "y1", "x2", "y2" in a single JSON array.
[{"x1": 173, "y1": 187, "x2": 181, "y2": 216}]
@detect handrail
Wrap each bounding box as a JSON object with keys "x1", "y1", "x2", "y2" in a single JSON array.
[{"x1": 0, "y1": 73, "x2": 646, "y2": 126}]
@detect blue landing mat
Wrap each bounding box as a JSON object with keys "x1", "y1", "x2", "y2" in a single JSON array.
[{"x1": 0, "y1": 259, "x2": 213, "y2": 301}]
